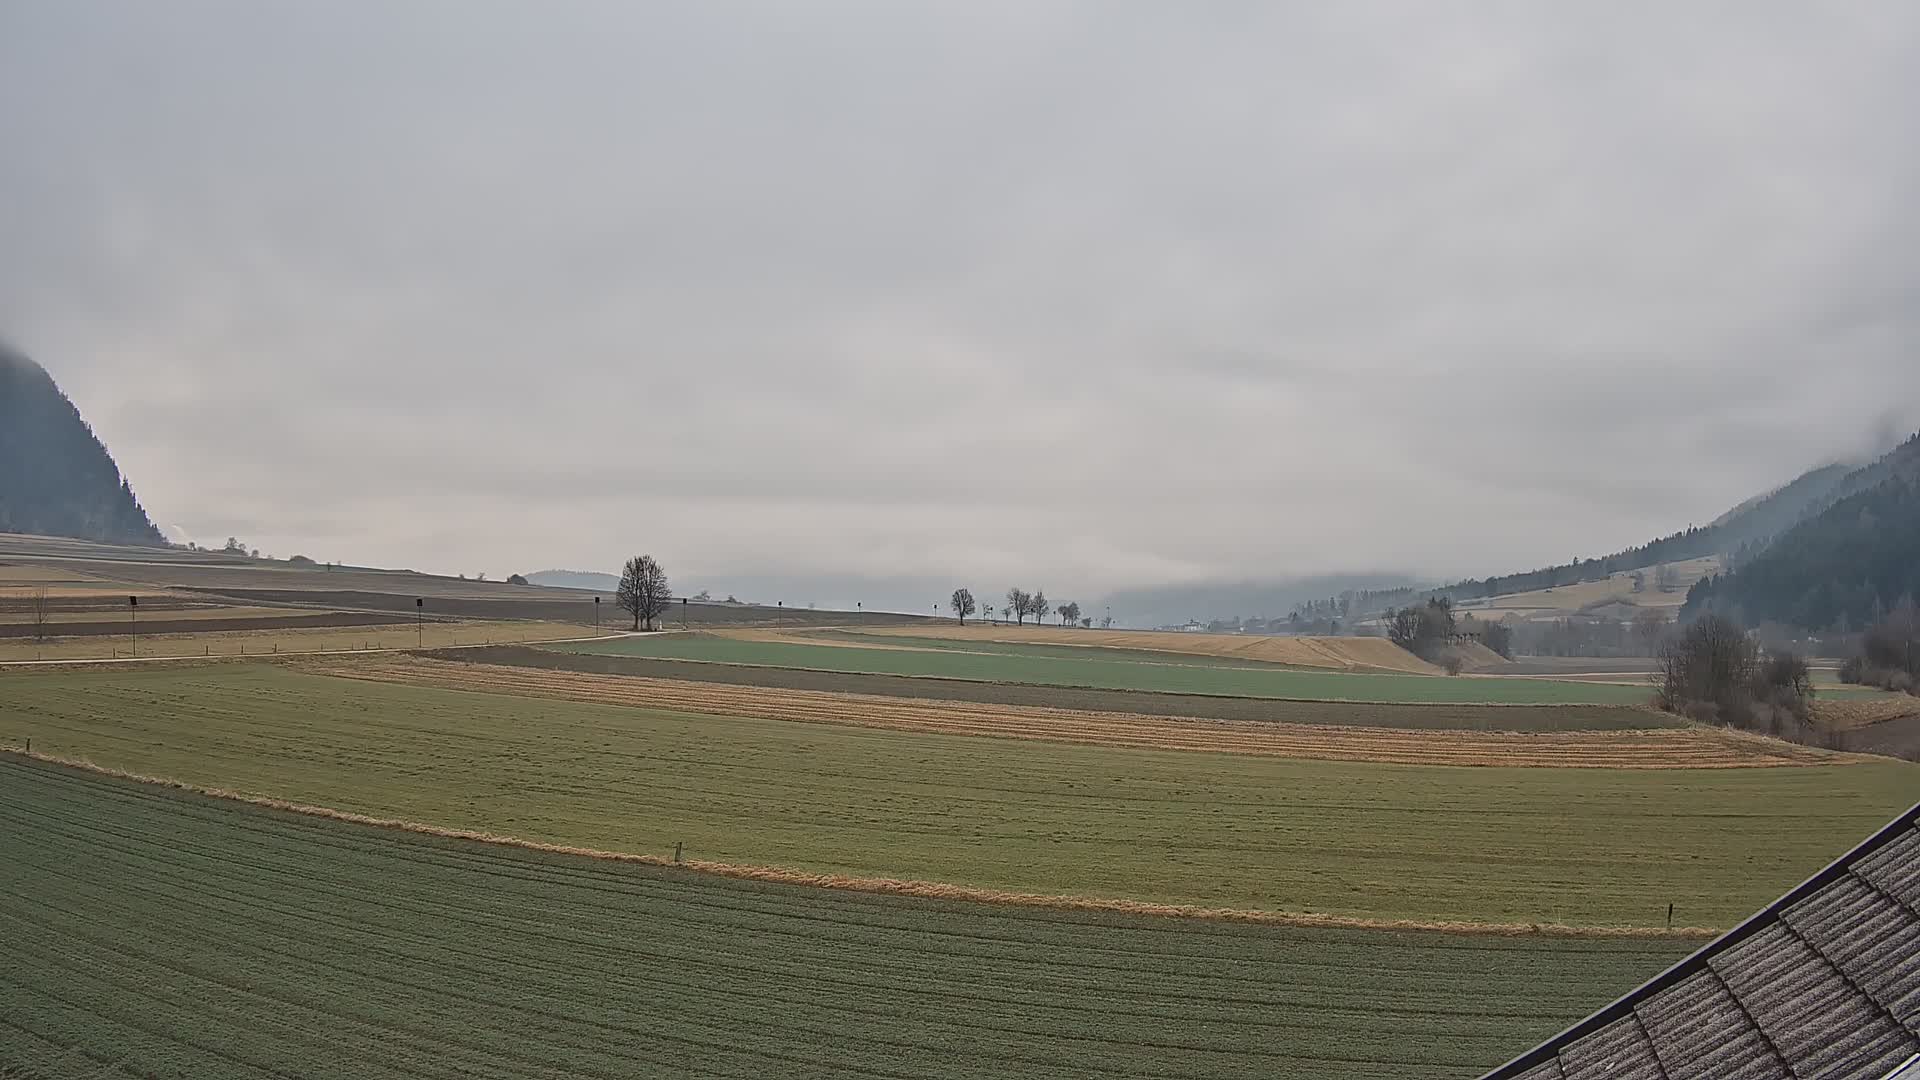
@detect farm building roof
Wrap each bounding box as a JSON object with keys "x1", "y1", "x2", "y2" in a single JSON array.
[{"x1": 1482, "y1": 800, "x2": 1920, "y2": 1080}]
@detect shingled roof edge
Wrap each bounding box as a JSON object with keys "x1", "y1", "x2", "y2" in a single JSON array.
[{"x1": 1480, "y1": 798, "x2": 1920, "y2": 1079}]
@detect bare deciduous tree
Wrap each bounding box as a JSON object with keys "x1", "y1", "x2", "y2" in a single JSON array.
[
  {"x1": 1006, "y1": 588, "x2": 1030, "y2": 626},
  {"x1": 29, "y1": 586, "x2": 50, "y2": 642},
  {"x1": 1030, "y1": 589, "x2": 1049, "y2": 626},
  {"x1": 950, "y1": 588, "x2": 977, "y2": 625},
  {"x1": 1058, "y1": 601, "x2": 1081, "y2": 626},
  {"x1": 1656, "y1": 614, "x2": 1756, "y2": 718},
  {"x1": 617, "y1": 554, "x2": 672, "y2": 631},
  {"x1": 1632, "y1": 608, "x2": 1672, "y2": 656}
]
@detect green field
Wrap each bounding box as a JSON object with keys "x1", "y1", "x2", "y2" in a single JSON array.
[
  {"x1": 446, "y1": 645, "x2": 1679, "y2": 732},
  {"x1": 7, "y1": 664, "x2": 1913, "y2": 927},
  {"x1": 0, "y1": 757, "x2": 1693, "y2": 1080},
  {"x1": 551, "y1": 634, "x2": 1658, "y2": 704}
]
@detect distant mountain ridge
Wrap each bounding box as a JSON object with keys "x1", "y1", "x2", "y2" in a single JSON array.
[
  {"x1": 1095, "y1": 573, "x2": 1424, "y2": 628},
  {"x1": 524, "y1": 569, "x2": 620, "y2": 592},
  {"x1": 0, "y1": 344, "x2": 163, "y2": 545},
  {"x1": 1423, "y1": 454, "x2": 1871, "y2": 607},
  {"x1": 1685, "y1": 431, "x2": 1920, "y2": 630}
]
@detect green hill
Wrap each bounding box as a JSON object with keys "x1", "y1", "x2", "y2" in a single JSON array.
[{"x1": 0, "y1": 343, "x2": 164, "y2": 545}]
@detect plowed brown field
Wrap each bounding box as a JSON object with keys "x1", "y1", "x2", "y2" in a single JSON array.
[{"x1": 304, "y1": 656, "x2": 1838, "y2": 768}]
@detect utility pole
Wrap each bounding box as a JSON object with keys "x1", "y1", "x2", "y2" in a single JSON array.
[
  {"x1": 415, "y1": 597, "x2": 424, "y2": 648},
  {"x1": 129, "y1": 595, "x2": 138, "y2": 657}
]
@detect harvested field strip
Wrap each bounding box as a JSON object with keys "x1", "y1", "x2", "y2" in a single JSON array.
[
  {"x1": 315, "y1": 656, "x2": 1828, "y2": 769},
  {"x1": 1815, "y1": 695, "x2": 1920, "y2": 731},
  {"x1": 854, "y1": 624, "x2": 1447, "y2": 673},
  {"x1": 0, "y1": 618, "x2": 588, "y2": 662},
  {"x1": 796, "y1": 628, "x2": 1328, "y2": 668},
  {"x1": 551, "y1": 634, "x2": 1656, "y2": 704},
  {"x1": 0, "y1": 757, "x2": 1695, "y2": 1080},
  {"x1": 443, "y1": 645, "x2": 1681, "y2": 732},
  {"x1": 0, "y1": 609, "x2": 416, "y2": 638},
  {"x1": 6, "y1": 664, "x2": 1916, "y2": 927}
]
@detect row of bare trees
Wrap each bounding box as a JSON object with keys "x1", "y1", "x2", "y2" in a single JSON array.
[{"x1": 945, "y1": 587, "x2": 1087, "y2": 627}]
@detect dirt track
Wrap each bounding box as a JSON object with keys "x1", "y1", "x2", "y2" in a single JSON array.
[{"x1": 303, "y1": 656, "x2": 1839, "y2": 769}]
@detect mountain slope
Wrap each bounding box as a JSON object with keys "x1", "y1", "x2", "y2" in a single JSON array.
[
  {"x1": 1096, "y1": 573, "x2": 1423, "y2": 628},
  {"x1": 0, "y1": 344, "x2": 164, "y2": 545},
  {"x1": 1685, "y1": 432, "x2": 1920, "y2": 630},
  {"x1": 1428, "y1": 458, "x2": 1864, "y2": 606}
]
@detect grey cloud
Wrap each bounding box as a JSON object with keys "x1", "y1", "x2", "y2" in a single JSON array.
[{"x1": 3, "y1": 1, "x2": 1918, "y2": 597}]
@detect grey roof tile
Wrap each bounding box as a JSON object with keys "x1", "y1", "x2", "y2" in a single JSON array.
[
  {"x1": 1481, "y1": 803, "x2": 1920, "y2": 1080},
  {"x1": 1715, "y1": 922, "x2": 1917, "y2": 1078},
  {"x1": 1556, "y1": 1014, "x2": 1664, "y2": 1080},
  {"x1": 1784, "y1": 877, "x2": 1920, "y2": 1026},
  {"x1": 1857, "y1": 826, "x2": 1920, "y2": 904},
  {"x1": 1637, "y1": 969, "x2": 1790, "y2": 1079}
]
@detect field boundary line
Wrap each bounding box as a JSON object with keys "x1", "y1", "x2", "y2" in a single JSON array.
[{"x1": 0, "y1": 748, "x2": 1721, "y2": 941}]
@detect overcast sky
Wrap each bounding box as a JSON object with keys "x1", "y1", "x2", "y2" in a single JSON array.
[{"x1": 4, "y1": 2, "x2": 1917, "y2": 603}]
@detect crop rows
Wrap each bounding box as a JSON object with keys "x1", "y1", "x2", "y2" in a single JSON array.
[
  {"x1": 315, "y1": 656, "x2": 1830, "y2": 768},
  {"x1": 6, "y1": 664, "x2": 1913, "y2": 926},
  {"x1": 842, "y1": 625, "x2": 1447, "y2": 673},
  {"x1": 439, "y1": 645, "x2": 1678, "y2": 731},
  {"x1": 0, "y1": 756, "x2": 1692, "y2": 1080},
  {"x1": 549, "y1": 634, "x2": 1655, "y2": 704}
]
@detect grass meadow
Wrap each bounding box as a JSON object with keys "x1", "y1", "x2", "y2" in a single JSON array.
[
  {"x1": 0, "y1": 757, "x2": 1696, "y2": 1080},
  {"x1": 4, "y1": 664, "x2": 1912, "y2": 928}
]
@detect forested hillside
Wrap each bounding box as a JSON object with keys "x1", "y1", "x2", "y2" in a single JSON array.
[
  {"x1": 1421, "y1": 455, "x2": 1871, "y2": 607},
  {"x1": 1685, "y1": 433, "x2": 1920, "y2": 631},
  {"x1": 0, "y1": 344, "x2": 164, "y2": 544}
]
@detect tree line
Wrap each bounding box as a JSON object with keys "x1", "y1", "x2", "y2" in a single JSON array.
[
  {"x1": 1685, "y1": 461, "x2": 1920, "y2": 634},
  {"x1": 946, "y1": 587, "x2": 1092, "y2": 628}
]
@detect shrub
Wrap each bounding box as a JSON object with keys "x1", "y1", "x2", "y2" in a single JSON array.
[{"x1": 1658, "y1": 616, "x2": 1815, "y2": 735}]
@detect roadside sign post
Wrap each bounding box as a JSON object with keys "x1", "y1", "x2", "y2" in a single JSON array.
[
  {"x1": 129, "y1": 595, "x2": 138, "y2": 657},
  {"x1": 415, "y1": 597, "x2": 424, "y2": 648},
  {"x1": 594, "y1": 596, "x2": 601, "y2": 636},
  {"x1": 682, "y1": 596, "x2": 688, "y2": 631}
]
